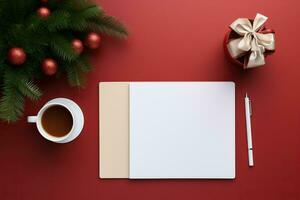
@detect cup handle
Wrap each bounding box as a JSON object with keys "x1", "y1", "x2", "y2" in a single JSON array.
[{"x1": 27, "y1": 116, "x2": 37, "y2": 123}]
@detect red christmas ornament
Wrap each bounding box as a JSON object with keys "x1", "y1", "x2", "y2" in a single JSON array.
[
  {"x1": 42, "y1": 58, "x2": 58, "y2": 76},
  {"x1": 8, "y1": 47, "x2": 27, "y2": 65},
  {"x1": 71, "y1": 39, "x2": 84, "y2": 54},
  {"x1": 37, "y1": 7, "x2": 51, "y2": 18},
  {"x1": 84, "y1": 32, "x2": 101, "y2": 49}
]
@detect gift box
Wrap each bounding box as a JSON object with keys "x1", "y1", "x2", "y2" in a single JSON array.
[{"x1": 224, "y1": 13, "x2": 275, "y2": 69}]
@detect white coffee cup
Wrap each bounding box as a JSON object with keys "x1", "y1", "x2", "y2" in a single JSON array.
[{"x1": 27, "y1": 98, "x2": 84, "y2": 143}]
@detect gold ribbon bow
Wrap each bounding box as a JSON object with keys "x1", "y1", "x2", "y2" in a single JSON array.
[{"x1": 227, "y1": 13, "x2": 275, "y2": 68}]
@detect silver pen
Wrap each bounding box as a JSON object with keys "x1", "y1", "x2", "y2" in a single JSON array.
[{"x1": 245, "y1": 93, "x2": 254, "y2": 167}]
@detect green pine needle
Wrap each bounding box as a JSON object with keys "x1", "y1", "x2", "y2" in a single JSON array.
[
  {"x1": 77, "y1": 56, "x2": 92, "y2": 72},
  {"x1": 0, "y1": 70, "x2": 25, "y2": 122},
  {"x1": 89, "y1": 15, "x2": 128, "y2": 38},
  {"x1": 46, "y1": 10, "x2": 71, "y2": 32},
  {"x1": 17, "y1": 80, "x2": 42, "y2": 100},
  {"x1": 0, "y1": 85, "x2": 24, "y2": 122},
  {"x1": 79, "y1": 5, "x2": 103, "y2": 20},
  {"x1": 50, "y1": 35, "x2": 78, "y2": 61},
  {"x1": 65, "y1": 62, "x2": 86, "y2": 87}
]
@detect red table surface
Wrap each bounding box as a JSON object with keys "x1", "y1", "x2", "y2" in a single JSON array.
[{"x1": 1, "y1": 0, "x2": 300, "y2": 199}]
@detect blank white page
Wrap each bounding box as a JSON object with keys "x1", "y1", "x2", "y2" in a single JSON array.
[{"x1": 129, "y1": 82, "x2": 235, "y2": 179}]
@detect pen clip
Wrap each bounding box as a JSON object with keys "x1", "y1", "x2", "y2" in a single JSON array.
[{"x1": 249, "y1": 100, "x2": 252, "y2": 116}]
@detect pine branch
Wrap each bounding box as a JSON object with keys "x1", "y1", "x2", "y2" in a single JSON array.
[
  {"x1": 71, "y1": 0, "x2": 96, "y2": 10},
  {"x1": 79, "y1": 5, "x2": 103, "y2": 20},
  {"x1": 0, "y1": 69, "x2": 25, "y2": 122},
  {"x1": 17, "y1": 79, "x2": 42, "y2": 100},
  {"x1": 0, "y1": 63, "x2": 6, "y2": 80},
  {"x1": 45, "y1": 10, "x2": 71, "y2": 32},
  {"x1": 0, "y1": 85, "x2": 24, "y2": 122},
  {"x1": 0, "y1": 43, "x2": 6, "y2": 66},
  {"x1": 0, "y1": 69, "x2": 41, "y2": 121},
  {"x1": 77, "y1": 56, "x2": 92, "y2": 72},
  {"x1": 0, "y1": 0, "x2": 8, "y2": 20},
  {"x1": 65, "y1": 62, "x2": 86, "y2": 87},
  {"x1": 50, "y1": 35, "x2": 78, "y2": 61},
  {"x1": 26, "y1": 14, "x2": 46, "y2": 34},
  {"x1": 89, "y1": 15, "x2": 128, "y2": 38},
  {"x1": 5, "y1": 0, "x2": 37, "y2": 23},
  {"x1": 68, "y1": 14, "x2": 89, "y2": 31},
  {"x1": 0, "y1": 0, "x2": 128, "y2": 122}
]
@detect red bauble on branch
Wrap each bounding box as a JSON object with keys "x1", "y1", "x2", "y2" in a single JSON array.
[
  {"x1": 8, "y1": 47, "x2": 27, "y2": 65},
  {"x1": 85, "y1": 32, "x2": 102, "y2": 49},
  {"x1": 42, "y1": 58, "x2": 58, "y2": 76},
  {"x1": 37, "y1": 7, "x2": 51, "y2": 18},
  {"x1": 72, "y1": 39, "x2": 84, "y2": 54}
]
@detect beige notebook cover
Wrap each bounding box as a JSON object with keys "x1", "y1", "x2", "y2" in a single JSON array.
[{"x1": 99, "y1": 82, "x2": 129, "y2": 178}]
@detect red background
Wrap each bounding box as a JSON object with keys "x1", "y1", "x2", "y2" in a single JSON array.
[{"x1": 1, "y1": 0, "x2": 300, "y2": 199}]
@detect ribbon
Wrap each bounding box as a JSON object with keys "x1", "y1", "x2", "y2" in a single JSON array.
[{"x1": 227, "y1": 13, "x2": 275, "y2": 68}]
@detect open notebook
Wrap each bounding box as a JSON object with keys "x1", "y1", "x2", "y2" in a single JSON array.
[{"x1": 99, "y1": 82, "x2": 235, "y2": 179}]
